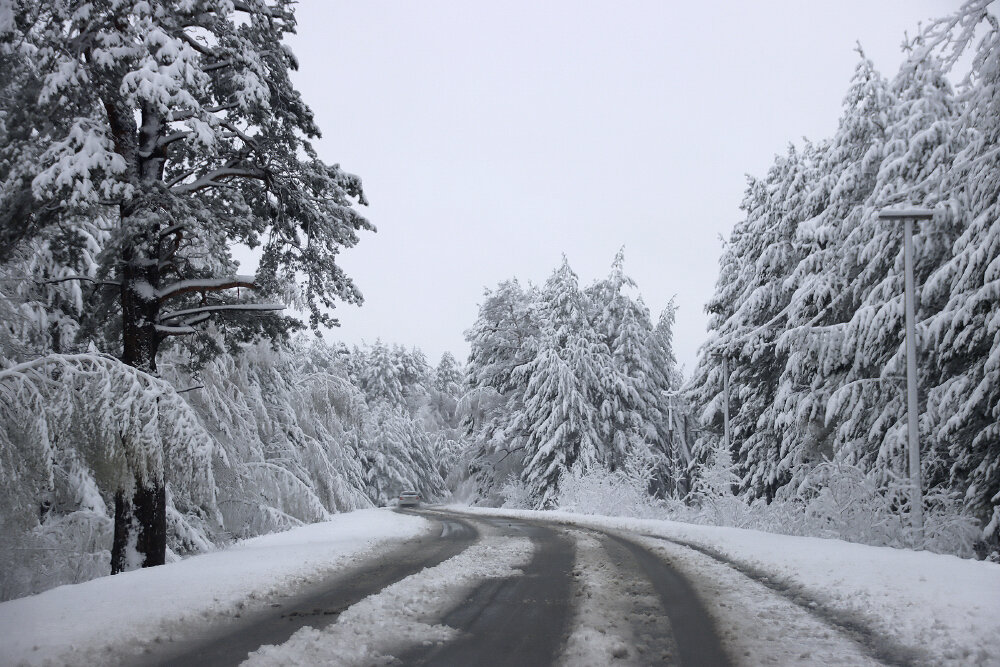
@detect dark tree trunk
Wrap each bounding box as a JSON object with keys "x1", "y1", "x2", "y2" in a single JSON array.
[
  {"x1": 111, "y1": 484, "x2": 166, "y2": 573},
  {"x1": 110, "y1": 248, "x2": 168, "y2": 574},
  {"x1": 133, "y1": 483, "x2": 167, "y2": 567},
  {"x1": 111, "y1": 489, "x2": 130, "y2": 574},
  {"x1": 111, "y1": 193, "x2": 168, "y2": 575},
  {"x1": 107, "y1": 104, "x2": 173, "y2": 575}
]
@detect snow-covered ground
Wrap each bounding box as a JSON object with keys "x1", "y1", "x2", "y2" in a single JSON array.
[
  {"x1": 450, "y1": 506, "x2": 1000, "y2": 666},
  {"x1": 4, "y1": 503, "x2": 997, "y2": 667},
  {"x1": 0, "y1": 509, "x2": 430, "y2": 666}
]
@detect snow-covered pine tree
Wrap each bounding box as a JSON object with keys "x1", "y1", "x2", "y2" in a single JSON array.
[
  {"x1": 1, "y1": 0, "x2": 371, "y2": 572},
  {"x1": 435, "y1": 351, "x2": 464, "y2": 395},
  {"x1": 687, "y1": 144, "x2": 817, "y2": 501},
  {"x1": 646, "y1": 301, "x2": 686, "y2": 494},
  {"x1": 776, "y1": 50, "x2": 893, "y2": 492},
  {"x1": 428, "y1": 351, "x2": 464, "y2": 429},
  {"x1": 920, "y1": 2, "x2": 1000, "y2": 539},
  {"x1": 586, "y1": 249, "x2": 656, "y2": 470},
  {"x1": 358, "y1": 340, "x2": 405, "y2": 407},
  {"x1": 828, "y1": 44, "x2": 962, "y2": 486},
  {"x1": 511, "y1": 258, "x2": 608, "y2": 507},
  {"x1": 464, "y1": 279, "x2": 541, "y2": 498}
]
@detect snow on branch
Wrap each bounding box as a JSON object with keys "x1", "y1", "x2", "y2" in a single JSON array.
[
  {"x1": 38, "y1": 275, "x2": 120, "y2": 287},
  {"x1": 156, "y1": 275, "x2": 257, "y2": 302},
  {"x1": 0, "y1": 353, "x2": 215, "y2": 502},
  {"x1": 159, "y1": 303, "x2": 285, "y2": 321},
  {"x1": 170, "y1": 167, "x2": 268, "y2": 194}
]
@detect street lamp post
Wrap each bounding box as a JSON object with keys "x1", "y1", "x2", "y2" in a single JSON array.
[
  {"x1": 878, "y1": 207, "x2": 936, "y2": 538},
  {"x1": 712, "y1": 352, "x2": 731, "y2": 453}
]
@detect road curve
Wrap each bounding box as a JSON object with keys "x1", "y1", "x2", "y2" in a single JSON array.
[
  {"x1": 138, "y1": 508, "x2": 738, "y2": 666},
  {"x1": 402, "y1": 509, "x2": 730, "y2": 667}
]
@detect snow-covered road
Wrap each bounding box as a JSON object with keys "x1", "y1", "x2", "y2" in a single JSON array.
[{"x1": 1, "y1": 506, "x2": 996, "y2": 666}]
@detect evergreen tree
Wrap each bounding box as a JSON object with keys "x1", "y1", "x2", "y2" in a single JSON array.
[
  {"x1": 922, "y1": 4, "x2": 1000, "y2": 538},
  {"x1": 830, "y1": 46, "x2": 961, "y2": 480},
  {"x1": 510, "y1": 258, "x2": 608, "y2": 506},
  {"x1": 587, "y1": 249, "x2": 655, "y2": 469}
]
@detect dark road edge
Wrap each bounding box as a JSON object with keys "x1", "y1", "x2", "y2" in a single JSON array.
[
  {"x1": 638, "y1": 532, "x2": 928, "y2": 667},
  {"x1": 143, "y1": 512, "x2": 478, "y2": 667}
]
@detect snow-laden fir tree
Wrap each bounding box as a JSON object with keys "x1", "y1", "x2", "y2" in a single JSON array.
[
  {"x1": 687, "y1": 0, "x2": 1000, "y2": 544},
  {"x1": 463, "y1": 254, "x2": 682, "y2": 507},
  {"x1": 463, "y1": 279, "x2": 541, "y2": 497},
  {"x1": 586, "y1": 248, "x2": 655, "y2": 470},
  {"x1": 774, "y1": 50, "x2": 893, "y2": 491},
  {"x1": 511, "y1": 258, "x2": 608, "y2": 506},
  {"x1": 827, "y1": 45, "x2": 962, "y2": 484},
  {"x1": 686, "y1": 143, "x2": 819, "y2": 500},
  {"x1": 921, "y1": 1, "x2": 1000, "y2": 538}
]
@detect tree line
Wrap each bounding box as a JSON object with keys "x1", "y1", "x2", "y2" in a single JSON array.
[{"x1": 684, "y1": 1, "x2": 999, "y2": 544}]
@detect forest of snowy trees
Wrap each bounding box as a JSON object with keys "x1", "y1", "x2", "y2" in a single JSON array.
[
  {"x1": 1, "y1": 0, "x2": 998, "y2": 604},
  {"x1": 685, "y1": 1, "x2": 999, "y2": 550}
]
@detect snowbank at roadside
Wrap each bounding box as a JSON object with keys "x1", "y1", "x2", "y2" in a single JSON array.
[
  {"x1": 449, "y1": 505, "x2": 1000, "y2": 666},
  {"x1": 0, "y1": 509, "x2": 430, "y2": 666}
]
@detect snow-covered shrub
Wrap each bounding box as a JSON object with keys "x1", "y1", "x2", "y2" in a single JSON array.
[
  {"x1": 681, "y1": 441, "x2": 758, "y2": 528},
  {"x1": 556, "y1": 451, "x2": 664, "y2": 519},
  {"x1": 498, "y1": 477, "x2": 536, "y2": 509},
  {"x1": 667, "y1": 454, "x2": 981, "y2": 557},
  {"x1": 0, "y1": 510, "x2": 112, "y2": 601}
]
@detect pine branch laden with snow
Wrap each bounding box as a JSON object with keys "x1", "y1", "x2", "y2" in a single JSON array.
[
  {"x1": 0, "y1": 335, "x2": 470, "y2": 599},
  {"x1": 0, "y1": 351, "x2": 218, "y2": 587},
  {"x1": 0, "y1": 353, "x2": 215, "y2": 501}
]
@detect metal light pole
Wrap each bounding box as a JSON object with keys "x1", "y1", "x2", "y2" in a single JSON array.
[{"x1": 878, "y1": 207, "x2": 935, "y2": 537}]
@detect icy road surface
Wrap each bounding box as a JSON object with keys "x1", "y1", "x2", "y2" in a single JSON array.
[{"x1": 1, "y1": 506, "x2": 996, "y2": 666}]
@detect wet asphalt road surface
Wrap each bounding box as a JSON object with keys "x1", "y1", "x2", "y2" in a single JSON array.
[
  {"x1": 399, "y1": 515, "x2": 575, "y2": 667},
  {"x1": 136, "y1": 508, "x2": 732, "y2": 666}
]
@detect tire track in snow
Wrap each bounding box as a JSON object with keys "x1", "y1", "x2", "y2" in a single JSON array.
[
  {"x1": 147, "y1": 513, "x2": 477, "y2": 667},
  {"x1": 241, "y1": 514, "x2": 535, "y2": 666},
  {"x1": 558, "y1": 531, "x2": 680, "y2": 666},
  {"x1": 399, "y1": 514, "x2": 574, "y2": 666}
]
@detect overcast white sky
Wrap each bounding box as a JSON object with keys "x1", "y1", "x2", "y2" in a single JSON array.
[{"x1": 282, "y1": 0, "x2": 958, "y2": 373}]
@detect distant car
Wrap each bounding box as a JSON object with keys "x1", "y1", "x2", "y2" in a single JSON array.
[{"x1": 397, "y1": 491, "x2": 421, "y2": 507}]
